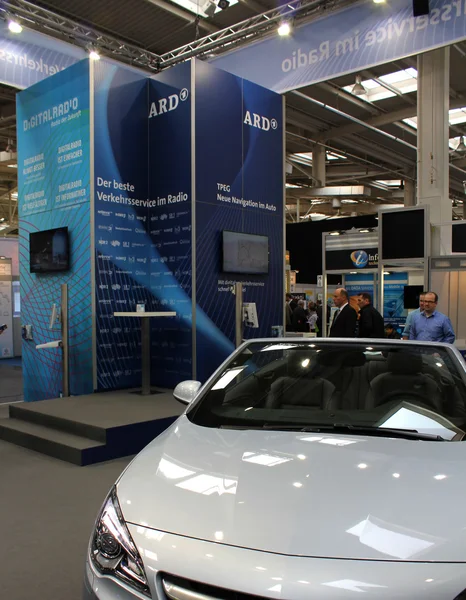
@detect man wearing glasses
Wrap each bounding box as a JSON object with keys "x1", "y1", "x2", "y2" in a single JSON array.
[
  {"x1": 409, "y1": 291, "x2": 455, "y2": 344},
  {"x1": 402, "y1": 291, "x2": 425, "y2": 340}
]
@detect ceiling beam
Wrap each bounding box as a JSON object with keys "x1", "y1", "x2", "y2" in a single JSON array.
[
  {"x1": 315, "y1": 97, "x2": 466, "y2": 142},
  {"x1": 144, "y1": 0, "x2": 219, "y2": 33}
]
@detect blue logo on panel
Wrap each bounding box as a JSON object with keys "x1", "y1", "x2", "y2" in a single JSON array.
[{"x1": 351, "y1": 250, "x2": 368, "y2": 268}]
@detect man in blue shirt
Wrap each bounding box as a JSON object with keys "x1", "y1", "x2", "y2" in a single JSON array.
[
  {"x1": 402, "y1": 291, "x2": 425, "y2": 340},
  {"x1": 409, "y1": 291, "x2": 455, "y2": 344}
]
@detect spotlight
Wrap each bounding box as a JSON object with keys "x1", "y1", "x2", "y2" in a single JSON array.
[
  {"x1": 352, "y1": 74, "x2": 367, "y2": 96},
  {"x1": 202, "y1": 0, "x2": 217, "y2": 17},
  {"x1": 89, "y1": 50, "x2": 100, "y2": 61},
  {"x1": 373, "y1": 0, "x2": 386, "y2": 3},
  {"x1": 278, "y1": 22, "x2": 291, "y2": 36},
  {"x1": 8, "y1": 20, "x2": 22, "y2": 34},
  {"x1": 457, "y1": 136, "x2": 466, "y2": 153},
  {"x1": 412, "y1": 0, "x2": 430, "y2": 16},
  {"x1": 218, "y1": 0, "x2": 230, "y2": 9}
]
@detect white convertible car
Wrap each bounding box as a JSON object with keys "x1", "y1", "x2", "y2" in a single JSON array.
[{"x1": 84, "y1": 339, "x2": 466, "y2": 599}]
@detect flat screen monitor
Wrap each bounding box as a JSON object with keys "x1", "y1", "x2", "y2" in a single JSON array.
[
  {"x1": 381, "y1": 208, "x2": 425, "y2": 260},
  {"x1": 29, "y1": 227, "x2": 70, "y2": 274},
  {"x1": 452, "y1": 222, "x2": 466, "y2": 253},
  {"x1": 222, "y1": 230, "x2": 269, "y2": 274},
  {"x1": 404, "y1": 285, "x2": 424, "y2": 309}
]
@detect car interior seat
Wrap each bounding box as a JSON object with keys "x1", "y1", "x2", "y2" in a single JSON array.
[
  {"x1": 366, "y1": 352, "x2": 443, "y2": 411},
  {"x1": 265, "y1": 349, "x2": 336, "y2": 410},
  {"x1": 320, "y1": 350, "x2": 367, "y2": 410}
]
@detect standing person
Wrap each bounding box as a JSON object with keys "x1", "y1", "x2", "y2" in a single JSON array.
[
  {"x1": 356, "y1": 292, "x2": 385, "y2": 338},
  {"x1": 292, "y1": 299, "x2": 309, "y2": 333},
  {"x1": 307, "y1": 302, "x2": 318, "y2": 333},
  {"x1": 329, "y1": 288, "x2": 357, "y2": 338},
  {"x1": 402, "y1": 292, "x2": 426, "y2": 340},
  {"x1": 409, "y1": 291, "x2": 455, "y2": 343},
  {"x1": 285, "y1": 293, "x2": 293, "y2": 332}
]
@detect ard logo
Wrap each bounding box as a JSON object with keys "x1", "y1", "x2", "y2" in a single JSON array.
[
  {"x1": 244, "y1": 110, "x2": 278, "y2": 131},
  {"x1": 149, "y1": 88, "x2": 189, "y2": 118}
]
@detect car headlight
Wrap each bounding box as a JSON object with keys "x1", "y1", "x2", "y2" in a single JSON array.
[{"x1": 90, "y1": 487, "x2": 150, "y2": 596}]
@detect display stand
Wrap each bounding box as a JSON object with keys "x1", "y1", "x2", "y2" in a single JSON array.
[{"x1": 113, "y1": 311, "x2": 176, "y2": 395}]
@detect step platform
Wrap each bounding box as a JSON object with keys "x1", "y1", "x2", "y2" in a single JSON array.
[{"x1": 0, "y1": 390, "x2": 184, "y2": 466}]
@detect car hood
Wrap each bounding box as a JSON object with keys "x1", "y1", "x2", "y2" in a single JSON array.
[{"x1": 117, "y1": 415, "x2": 466, "y2": 562}]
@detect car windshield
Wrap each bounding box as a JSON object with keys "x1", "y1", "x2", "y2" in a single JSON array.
[{"x1": 187, "y1": 341, "x2": 466, "y2": 441}]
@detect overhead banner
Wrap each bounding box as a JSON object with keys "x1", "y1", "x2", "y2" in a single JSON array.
[
  {"x1": 326, "y1": 248, "x2": 378, "y2": 271},
  {"x1": 325, "y1": 231, "x2": 379, "y2": 271},
  {"x1": 211, "y1": 0, "x2": 466, "y2": 92},
  {"x1": 17, "y1": 60, "x2": 92, "y2": 401},
  {"x1": 0, "y1": 22, "x2": 83, "y2": 89}
]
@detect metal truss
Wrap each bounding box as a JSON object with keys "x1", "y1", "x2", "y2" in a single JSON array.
[
  {"x1": 1, "y1": 0, "x2": 162, "y2": 70},
  {"x1": 158, "y1": 0, "x2": 345, "y2": 69},
  {"x1": 0, "y1": 0, "x2": 349, "y2": 73}
]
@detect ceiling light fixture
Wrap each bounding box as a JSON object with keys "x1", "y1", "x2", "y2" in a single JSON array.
[
  {"x1": 278, "y1": 21, "x2": 291, "y2": 36},
  {"x1": 352, "y1": 74, "x2": 367, "y2": 96},
  {"x1": 373, "y1": 0, "x2": 386, "y2": 3},
  {"x1": 8, "y1": 20, "x2": 22, "y2": 34},
  {"x1": 89, "y1": 49, "x2": 101, "y2": 60}
]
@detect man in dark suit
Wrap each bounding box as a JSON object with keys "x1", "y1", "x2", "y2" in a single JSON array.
[
  {"x1": 357, "y1": 292, "x2": 385, "y2": 338},
  {"x1": 329, "y1": 288, "x2": 357, "y2": 338},
  {"x1": 292, "y1": 300, "x2": 309, "y2": 333}
]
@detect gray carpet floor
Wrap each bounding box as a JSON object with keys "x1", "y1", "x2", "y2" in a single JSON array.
[{"x1": 0, "y1": 404, "x2": 133, "y2": 599}]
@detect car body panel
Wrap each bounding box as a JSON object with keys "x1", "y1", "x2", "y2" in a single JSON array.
[
  {"x1": 117, "y1": 415, "x2": 466, "y2": 563},
  {"x1": 84, "y1": 526, "x2": 466, "y2": 599}
]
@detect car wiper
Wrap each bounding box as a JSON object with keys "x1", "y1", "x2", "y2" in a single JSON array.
[{"x1": 261, "y1": 423, "x2": 445, "y2": 441}]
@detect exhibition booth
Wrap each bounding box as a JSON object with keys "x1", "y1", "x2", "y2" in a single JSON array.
[{"x1": 16, "y1": 58, "x2": 284, "y2": 402}]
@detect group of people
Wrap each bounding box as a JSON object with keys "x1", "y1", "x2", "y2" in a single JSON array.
[
  {"x1": 286, "y1": 288, "x2": 455, "y2": 343},
  {"x1": 286, "y1": 294, "x2": 326, "y2": 335}
]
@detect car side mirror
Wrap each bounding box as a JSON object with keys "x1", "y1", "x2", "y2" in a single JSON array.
[{"x1": 173, "y1": 380, "x2": 202, "y2": 405}]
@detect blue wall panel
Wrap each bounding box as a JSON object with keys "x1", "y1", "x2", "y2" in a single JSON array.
[
  {"x1": 148, "y1": 62, "x2": 193, "y2": 388},
  {"x1": 194, "y1": 61, "x2": 283, "y2": 382},
  {"x1": 93, "y1": 62, "x2": 150, "y2": 391},
  {"x1": 17, "y1": 60, "x2": 92, "y2": 400}
]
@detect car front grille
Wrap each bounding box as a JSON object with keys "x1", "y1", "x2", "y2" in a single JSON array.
[{"x1": 162, "y1": 574, "x2": 271, "y2": 600}]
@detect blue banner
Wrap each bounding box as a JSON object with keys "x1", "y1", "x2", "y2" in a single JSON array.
[
  {"x1": 212, "y1": 0, "x2": 466, "y2": 92},
  {"x1": 17, "y1": 60, "x2": 92, "y2": 400},
  {"x1": 93, "y1": 62, "x2": 150, "y2": 391},
  {"x1": 194, "y1": 61, "x2": 284, "y2": 381},
  {"x1": 0, "y1": 23, "x2": 83, "y2": 89},
  {"x1": 148, "y1": 63, "x2": 193, "y2": 388}
]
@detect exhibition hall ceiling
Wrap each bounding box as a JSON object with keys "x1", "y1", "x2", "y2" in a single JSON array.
[{"x1": 1, "y1": 0, "x2": 466, "y2": 230}]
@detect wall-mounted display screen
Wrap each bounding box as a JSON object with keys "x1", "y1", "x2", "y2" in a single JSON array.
[
  {"x1": 403, "y1": 285, "x2": 424, "y2": 309},
  {"x1": 381, "y1": 208, "x2": 425, "y2": 260},
  {"x1": 29, "y1": 227, "x2": 70, "y2": 274},
  {"x1": 452, "y1": 222, "x2": 466, "y2": 253},
  {"x1": 222, "y1": 230, "x2": 269, "y2": 274}
]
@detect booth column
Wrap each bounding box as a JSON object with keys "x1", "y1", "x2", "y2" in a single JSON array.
[
  {"x1": 312, "y1": 144, "x2": 326, "y2": 186},
  {"x1": 417, "y1": 47, "x2": 451, "y2": 255},
  {"x1": 404, "y1": 179, "x2": 415, "y2": 207}
]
